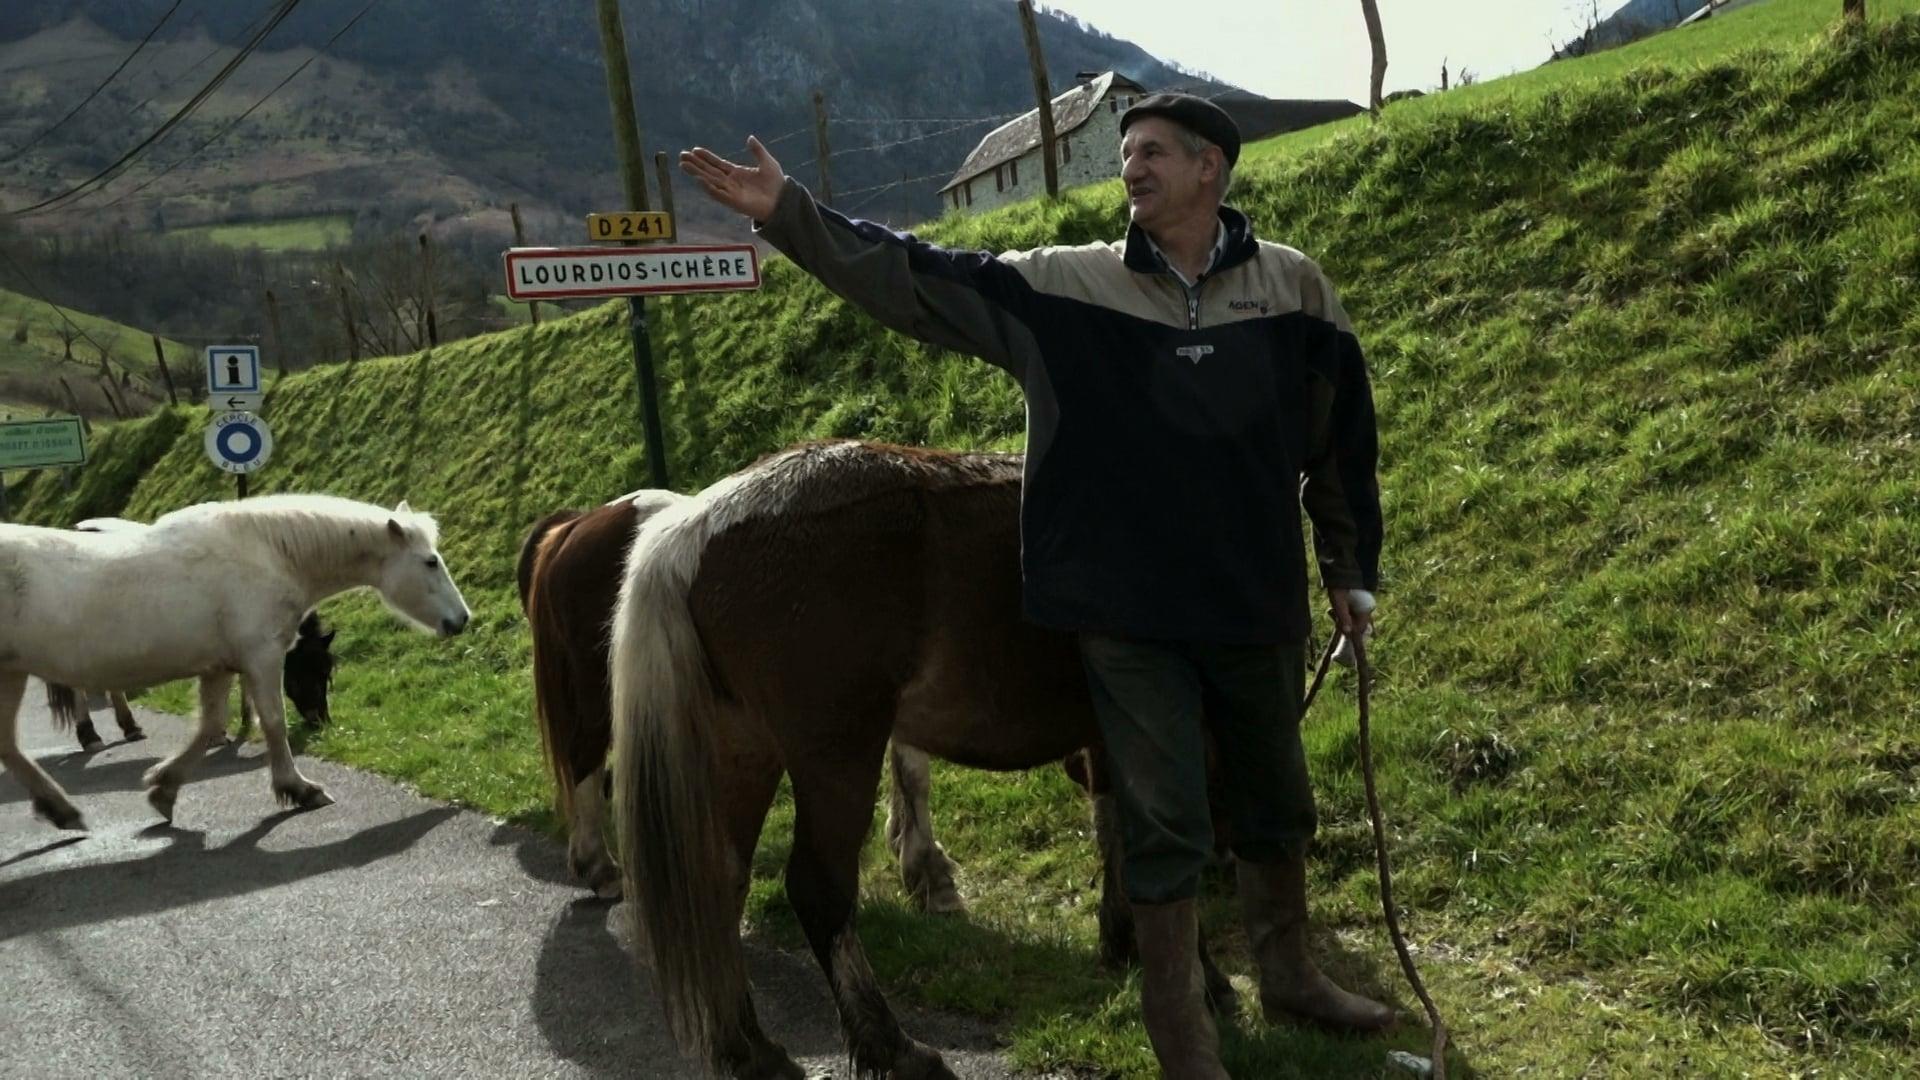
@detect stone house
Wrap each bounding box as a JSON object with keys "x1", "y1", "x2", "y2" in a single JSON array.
[{"x1": 938, "y1": 72, "x2": 1149, "y2": 215}]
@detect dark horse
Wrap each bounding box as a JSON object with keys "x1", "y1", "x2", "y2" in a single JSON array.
[
  {"x1": 516, "y1": 490, "x2": 963, "y2": 911},
  {"x1": 612, "y1": 441, "x2": 1239, "y2": 1079},
  {"x1": 46, "y1": 611, "x2": 338, "y2": 750}
]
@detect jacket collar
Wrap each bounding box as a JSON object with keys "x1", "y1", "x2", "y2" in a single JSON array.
[{"x1": 1124, "y1": 205, "x2": 1258, "y2": 279}]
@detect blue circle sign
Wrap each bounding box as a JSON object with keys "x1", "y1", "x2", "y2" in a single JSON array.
[{"x1": 204, "y1": 412, "x2": 273, "y2": 474}]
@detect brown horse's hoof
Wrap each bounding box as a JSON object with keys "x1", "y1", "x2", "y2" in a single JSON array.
[
  {"x1": 122, "y1": 727, "x2": 147, "y2": 743},
  {"x1": 885, "y1": 1039, "x2": 956, "y2": 1080}
]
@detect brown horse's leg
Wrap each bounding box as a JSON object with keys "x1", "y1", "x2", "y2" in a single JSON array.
[
  {"x1": 713, "y1": 734, "x2": 801, "y2": 1080},
  {"x1": 74, "y1": 716, "x2": 105, "y2": 752},
  {"x1": 787, "y1": 745, "x2": 954, "y2": 1080},
  {"x1": 110, "y1": 692, "x2": 146, "y2": 741},
  {"x1": 567, "y1": 768, "x2": 620, "y2": 900},
  {"x1": 884, "y1": 743, "x2": 963, "y2": 915}
]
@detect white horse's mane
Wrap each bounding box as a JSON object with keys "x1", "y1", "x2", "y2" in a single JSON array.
[{"x1": 153, "y1": 494, "x2": 439, "y2": 573}]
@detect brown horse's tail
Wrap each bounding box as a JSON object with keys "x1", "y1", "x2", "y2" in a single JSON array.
[
  {"x1": 518, "y1": 509, "x2": 588, "y2": 822},
  {"x1": 45, "y1": 684, "x2": 87, "y2": 730},
  {"x1": 610, "y1": 495, "x2": 745, "y2": 1068}
]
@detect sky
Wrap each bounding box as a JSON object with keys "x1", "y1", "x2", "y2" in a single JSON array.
[{"x1": 1040, "y1": 0, "x2": 1631, "y2": 103}]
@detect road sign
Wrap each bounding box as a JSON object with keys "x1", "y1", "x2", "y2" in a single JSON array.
[
  {"x1": 0, "y1": 416, "x2": 87, "y2": 470},
  {"x1": 503, "y1": 244, "x2": 760, "y2": 301},
  {"x1": 588, "y1": 211, "x2": 675, "y2": 243},
  {"x1": 206, "y1": 345, "x2": 262, "y2": 395},
  {"x1": 211, "y1": 392, "x2": 264, "y2": 413},
  {"x1": 204, "y1": 411, "x2": 273, "y2": 474}
]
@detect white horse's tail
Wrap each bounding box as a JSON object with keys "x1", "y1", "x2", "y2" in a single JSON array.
[
  {"x1": 610, "y1": 501, "x2": 748, "y2": 1068},
  {"x1": 45, "y1": 684, "x2": 87, "y2": 730}
]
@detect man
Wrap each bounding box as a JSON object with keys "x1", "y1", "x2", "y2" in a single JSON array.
[{"x1": 681, "y1": 92, "x2": 1394, "y2": 1077}]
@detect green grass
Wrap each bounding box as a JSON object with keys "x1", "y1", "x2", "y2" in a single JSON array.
[
  {"x1": 167, "y1": 214, "x2": 353, "y2": 252},
  {"x1": 21, "y1": 4, "x2": 1920, "y2": 1076}
]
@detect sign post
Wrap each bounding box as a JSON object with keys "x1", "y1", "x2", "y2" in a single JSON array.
[
  {"x1": 205, "y1": 345, "x2": 267, "y2": 496},
  {"x1": 0, "y1": 416, "x2": 89, "y2": 522}
]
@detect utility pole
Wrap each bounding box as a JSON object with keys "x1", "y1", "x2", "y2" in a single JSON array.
[
  {"x1": 811, "y1": 89, "x2": 834, "y2": 206},
  {"x1": 1017, "y1": 0, "x2": 1060, "y2": 198},
  {"x1": 594, "y1": 0, "x2": 670, "y2": 489},
  {"x1": 510, "y1": 203, "x2": 539, "y2": 326}
]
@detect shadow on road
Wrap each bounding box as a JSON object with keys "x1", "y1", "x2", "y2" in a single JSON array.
[
  {"x1": 0, "y1": 805, "x2": 459, "y2": 943},
  {"x1": 0, "y1": 740, "x2": 263, "y2": 808}
]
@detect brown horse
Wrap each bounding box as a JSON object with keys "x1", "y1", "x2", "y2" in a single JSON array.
[
  {"x1": 516, "y1": 489, "x2": 962, "y2": 911},
  {"x1": 611, "y1": 440, "x2": 1240, "y2": 1079}
]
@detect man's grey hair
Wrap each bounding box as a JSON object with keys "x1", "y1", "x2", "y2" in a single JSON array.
[{"x1": 1172, "y1": 126, "x2": 1234, "y2": 200}]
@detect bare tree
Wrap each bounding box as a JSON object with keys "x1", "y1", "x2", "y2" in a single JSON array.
[
  {"x1": 1360, "y1": 0, "x2": 1389, "y2": 117},
  {"x1": 54, "y1": 319, "x2": 78, "y2": 362}
]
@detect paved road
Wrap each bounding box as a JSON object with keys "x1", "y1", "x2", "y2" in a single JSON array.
[{"x1": 1, "y1": 685, "x2": 1019, "y2": 1079}]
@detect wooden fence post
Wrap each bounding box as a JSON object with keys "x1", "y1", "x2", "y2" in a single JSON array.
[
  {"x1": 812, "y1": 89, "x2": 834, "y2": 206},
  {"x1": 265, "y1": 289, "x2": 287, "y2": 374},
  {"x1": 334, "y1": 261, "x2": 361, "y2": 364},
  {"x1": 151, "y1": 334, "x2": 178, "y2": 404},
  {"x1": 419, "y1": 234, "x2": 439, "y2": 348}
]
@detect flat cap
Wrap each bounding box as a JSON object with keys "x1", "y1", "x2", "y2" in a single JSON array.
[{"x1": 1120, "y1": 92, "x2": 1241, "y2": 167}]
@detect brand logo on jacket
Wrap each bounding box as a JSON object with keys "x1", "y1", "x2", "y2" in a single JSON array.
[
  {"x1": 1175, "y1": 345, "x2": 1214, "y2": 365},
  {"x1": 1227, "y1": 299, "x2": 1270, "y2": 315}
]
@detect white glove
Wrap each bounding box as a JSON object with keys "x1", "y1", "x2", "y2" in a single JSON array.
[{"x1": 1332, "y1": 588, "x2": 1375, "y2": 669}]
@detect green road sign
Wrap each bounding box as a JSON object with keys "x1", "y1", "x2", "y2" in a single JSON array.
[{"x1": 0, "y1": 416, "x2": 88, "y2": 470}]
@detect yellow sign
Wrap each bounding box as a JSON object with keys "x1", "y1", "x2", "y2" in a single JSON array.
[{"x1": 588, "y1": 212, "x2": 675, "y2": 243}]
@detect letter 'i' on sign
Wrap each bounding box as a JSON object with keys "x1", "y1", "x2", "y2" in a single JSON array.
[{"x1": 205, "y1": 345, "x2": 262, "y2": 394}]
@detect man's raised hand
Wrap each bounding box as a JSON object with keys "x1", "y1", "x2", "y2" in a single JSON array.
[{"x1": 678, "y1": 135, "x2": 786, "y2": 222}]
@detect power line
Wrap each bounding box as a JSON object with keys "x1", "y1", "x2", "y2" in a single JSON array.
[
  {"x1": 0, "y1": 0, "x2": 189, "y2": 164},
  {"x1": 6, "y1": 0, "x2": 308, "y2": 218},
  {"x1": 94, "y1": 0, "x2": 385, "y2": 213}
]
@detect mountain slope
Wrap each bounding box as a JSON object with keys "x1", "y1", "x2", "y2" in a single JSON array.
[{"x1": 0, "y1": 0, "x2": 1229, "y2": 236}]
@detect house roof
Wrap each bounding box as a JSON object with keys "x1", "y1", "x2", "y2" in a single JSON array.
[
  {"x1": 939, "y1": 76, "x2": 1365, "y2": 195},
  {"x1": 938, "y1": 72, "x2": 1147, "y2": 194}
]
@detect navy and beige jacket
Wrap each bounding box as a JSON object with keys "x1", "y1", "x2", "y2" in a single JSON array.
[{"x1": 758, "y1": 178, "x2": 1381, "y2": 645}]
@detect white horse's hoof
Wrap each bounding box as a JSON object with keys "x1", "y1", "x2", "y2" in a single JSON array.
[
  {"x1": 146, "y1": 786, "x2": 178, "y2": 822},
  {"x1": 32, "y1": 797, "x2": 87, "y2": 831},
  {"x1": 277, "y1": 782, "x2": 334, "y2": 811}
]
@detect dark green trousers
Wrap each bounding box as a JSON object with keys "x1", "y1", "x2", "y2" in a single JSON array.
[{"x1": 1078, "y1": 633, "x2": 1316, "y2": 904}]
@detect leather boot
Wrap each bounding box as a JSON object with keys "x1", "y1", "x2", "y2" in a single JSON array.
[
  {"x1": 1131, "y1": 898, "x2": 1231, "y2": 1079},
  {"x1": 1236, "y1": 856, "x2": 1397, "y2": 1032}
]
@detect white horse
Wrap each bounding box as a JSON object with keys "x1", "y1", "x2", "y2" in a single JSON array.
[{"x1": 0, "y1": 493, "x2": 472, "y2": 830}]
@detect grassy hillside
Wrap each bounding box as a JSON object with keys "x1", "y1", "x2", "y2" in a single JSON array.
[
  {"x1": 19, "y1": 4, "x2": 1919, "y2": 1076},
  {"x1": 0, "y1": 286, "x2": 184, "y2": 417},
  {"x1": 167, "y1": 214, "x2": 354, "y2": 253}
]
